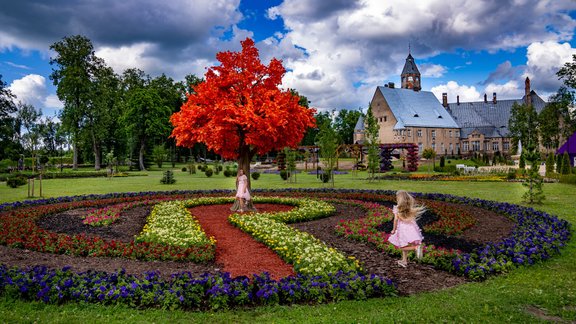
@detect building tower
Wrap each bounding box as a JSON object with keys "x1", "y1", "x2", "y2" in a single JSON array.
[{"x1": 401, "y1": 49, "x2": 421, "y2": 91}]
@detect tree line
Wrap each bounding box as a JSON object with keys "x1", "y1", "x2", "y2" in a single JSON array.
[{"x1": 0, "y1": 35, "x2": 364, "y2": 172}]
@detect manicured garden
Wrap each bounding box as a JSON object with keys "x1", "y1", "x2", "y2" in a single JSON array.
[{"x1": 0, "y1": 172, "x2": 575, "y2": 322}]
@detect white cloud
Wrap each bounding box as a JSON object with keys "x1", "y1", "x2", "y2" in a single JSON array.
[
  {"x1": 44, "y1": 94, "x2": 63, "y2": 109},
  {"x1": 95, "y1": 43, "x2": 161, "y2": 75},
  {"x1": 420, "y1": 64, "x2": 446, "y2": 78},
  {"x1": 8, "y1": 74, "x2": 47, "y2": 108},
  {"x1": 484, "y1": 80, "x2": 523, "y2": 100},
  {"x1": 431, "y1": 81, "x2": 481, "y2": 103},
  {"x1": 523, "y1": 41, "x2": 576, "y2": 92}
]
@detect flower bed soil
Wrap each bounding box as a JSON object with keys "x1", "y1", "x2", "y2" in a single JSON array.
[{"x1": 0, "y1": 201, "x2": 514, "y2": 296}]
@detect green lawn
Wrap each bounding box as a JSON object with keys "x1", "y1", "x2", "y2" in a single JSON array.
[{"x1": 1, "y1": 169, "x2": 575, "y2": 323}]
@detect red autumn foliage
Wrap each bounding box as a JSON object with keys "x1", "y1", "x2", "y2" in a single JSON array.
[{"x1": 170, "y1": 38, "x2": 316, "y2": 169}]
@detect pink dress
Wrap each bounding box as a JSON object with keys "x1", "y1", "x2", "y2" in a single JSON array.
[
  {"x1": 235, "y1": 174, "x2": 251, "y2": 200},
  {"x1": 388, "y1": 206, "x2": 423, "y2": 248}
]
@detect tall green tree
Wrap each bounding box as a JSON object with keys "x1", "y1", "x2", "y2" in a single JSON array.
[
  {"x1": 509, "y1": 102, "x2": 539, "y2": 153},
  {"x1": 0, "y1": 75, "x2": 20, "y2": 160},
  {"x1": 86, "y1": 64, "x2": 121, "y2": 170},
  {"x1": 301, "y1": 111, "x2": 330, "y2": 146},
  {"x1": 334, "y1": 109, "x2": 362, "y2": 145},
  {"x1": 557, "y1": 54, "x2": 576, "y2": 89},
  {"x1": 539, "y1": 87, "x2": 575, "y2": 151},
  {"x1": 122, "y1": 87, "x2": 172, "y2": 171},
  {"x1": 365, "y1": 104, "x2": 380, "y2": 180},
  {"x1": 50, "y1": 35, "x2": 102, "y2": 169}
]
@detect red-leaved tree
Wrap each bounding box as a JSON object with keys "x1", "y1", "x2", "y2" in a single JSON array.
[{"x1": 170, "y1": 38, "x2": 316, "y2": 189}]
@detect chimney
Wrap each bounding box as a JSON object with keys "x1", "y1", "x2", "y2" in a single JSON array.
[
  {"x1": 484, "y1": 93, "x2": 487, "y2": 103},
  {"x1": 492, "y1": 92, "x2": 497, "y2": 104},
  {"x1": 457, "y1": 95, "x2": 460, "y2": 105},
  {"x1": 525, "y1": 77, "x2": 532, "y2": 106},
  {"x1": 442, "y1": 93, "x2": 448, "y2": 108},
  {"x1": 388, "y1": 82, "x2": 395, "y2": 89}
]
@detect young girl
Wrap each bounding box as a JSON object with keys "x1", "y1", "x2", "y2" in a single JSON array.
[
  {"x1": 235, "y1": 169, "x2": 251, "y2": 212},
  {"x1": 388, "y1": 190, "x2": 425, "y2": 267}
]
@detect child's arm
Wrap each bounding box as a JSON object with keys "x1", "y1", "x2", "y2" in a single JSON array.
[{"x1": 391, "y1": 215, "x2": 398, "y2": 234}]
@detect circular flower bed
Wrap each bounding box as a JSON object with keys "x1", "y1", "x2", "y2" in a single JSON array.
[{"x1": 0, "y1": 189, "x2": 571, "y2": 310}]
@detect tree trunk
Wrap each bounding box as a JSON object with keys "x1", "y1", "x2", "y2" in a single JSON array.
[
  {"x1": 72, "y1": 141, "x2": 78, "y2": 171},
  {"x1": 139, "y1": 139, "x2": 146, "y2": 171},
  {"x1": 93, "y1": 141, "x2": 101, "y2": 171}
]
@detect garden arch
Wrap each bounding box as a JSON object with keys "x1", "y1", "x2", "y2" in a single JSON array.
[{"x1": 379, "y1": 143, "x2": 419, "y2": 172}]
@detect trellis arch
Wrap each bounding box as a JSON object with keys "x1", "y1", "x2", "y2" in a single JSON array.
[{"x1": 379, "y1": 143, "x2": 419, "y2": 172}]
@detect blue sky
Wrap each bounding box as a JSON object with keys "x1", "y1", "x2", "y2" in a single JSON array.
[{"x1": 1, "y1": 0, "x2": 576, "y2": 117}]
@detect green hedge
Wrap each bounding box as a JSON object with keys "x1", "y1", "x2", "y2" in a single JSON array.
[{"x1": 559, "y1": 174, "x2": 576, "y2": 184}]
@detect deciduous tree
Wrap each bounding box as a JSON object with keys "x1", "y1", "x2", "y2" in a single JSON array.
[{"x1": 171, "y1": 38, "x2": 315, "y2": 186}]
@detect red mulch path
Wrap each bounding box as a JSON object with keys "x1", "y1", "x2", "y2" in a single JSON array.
[{"x1": 190, "y1": 203, "x2": 296, "y2": 280}]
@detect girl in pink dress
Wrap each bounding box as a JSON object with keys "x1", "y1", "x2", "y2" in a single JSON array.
[
  {"x1": 388, "y1": 190, "x2": 425, "y2": 267},
  {"x1": 235, "y1": 169, "x2": 251, "y2": 212}
]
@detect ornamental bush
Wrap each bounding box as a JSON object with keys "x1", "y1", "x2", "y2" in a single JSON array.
[
  {"x1": 6, "y1": 175, "x2": 27, "y2": 188},
  {"x1": 251, "y1": 171, "x2": 260, "y2": 180},
  {"x1": 205, "y1": 168, "x2": 213, "y2": 177}
]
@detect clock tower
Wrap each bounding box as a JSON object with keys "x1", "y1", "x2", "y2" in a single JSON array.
[{"x1": 401, "y1": 52, "x2": 421, "y2": 91}]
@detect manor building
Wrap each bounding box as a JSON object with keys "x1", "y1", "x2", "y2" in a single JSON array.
[{"x1": 354, "y1": 53, "x2": 547, "y2": 156}]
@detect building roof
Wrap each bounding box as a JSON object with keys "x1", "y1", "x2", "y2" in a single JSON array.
[
  {"x1": 448, "y1": 92, "x2": 547, "y2": 138},
  {"x1": 354, "y1": 115, "x2": 365, "y2": 131},
  {"x1": 401, "y1": 54, "x2": 420, "y2": 75},
  {"x1": 377, "y1": 86, "x2": 459, "y2": 129}
]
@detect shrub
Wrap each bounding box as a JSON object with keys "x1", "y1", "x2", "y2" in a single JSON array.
[
  {"x1": 181, "y1": 167, "x2": 187, "y2": 172},
  {"x1": 251, "y1": 171, "x2": 260, "y2": 180},
  {"x1": 321, "y1": 172, "x2": 331, "y2": 183},
  {"x1": 188, "y1": 164, "x2": 196, "y2": 174},
  {"x1": 559, "y1": 174, "x2": 576, "y2": 184},
  {"x1": 160, "y1": 170, "x2": 176, "y2": 184},
  {"x1": 561, "y1": 152, "x2": 571, "y2": 174},
  {"x1": 506, "y1": 168, "x2": 517, "y2": 180},
  {"x1": 6, "y1": 176, "x2": 27, "y2": 188},
  {"x1": 280, "y1": 169, "x2": 289, "y2": 180},
  {"x1": 205, "y1": 168, "x2": 213, "y2": 177}
]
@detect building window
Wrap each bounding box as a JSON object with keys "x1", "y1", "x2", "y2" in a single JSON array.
[
  {"x1": 418, "y1": 142, "x2": 423, "y2": 152},
  {"x1": 456, "y1": 131, "x2": 460, "y2": 137},
  {"x1": 441, "y1": 143, "x2": 445, "y2": 153},
  {"x1": 384, "y1": 116, "x2": 387, "y2": 122},
  {"x1": 472, "y1": 141, "x2": 480, "y2": 151},
  {"x1": 431, "y1": 130, "x2": 436, "y2": 138},
  {"x1": 432, "y1": 143, "x2": 436, "y2": 151},
  {"x1": 417, "y1": 129, "x2": 422, "y2": 137},
  {"x1": 503, "y1": 142, "x2": 510, "y2": 151},
  {"x1": 407, "y1": 129, "x2": 411, "y2": 137},
  {"x1": 493, "y1": 142, "x2": 499, "y2": 151},
  {"x1": 449, "y1": 130, "x2": 452, "y2": 138},
  {"x1": 449, "y1": 143, "x2": 453, "y2": 154},
  {"x1": 463, "y1": 142, "x2": 469, "y2": 152}
]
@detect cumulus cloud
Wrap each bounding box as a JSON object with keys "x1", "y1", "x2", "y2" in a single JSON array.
[
  {"x1": 8, "y1": 74, "x2": 63, "y2": 117},
  {"x1": 262, "y1": 0, "x2": 576, "y2": 109},
  {"x1": 523, "y1": 41, "x2": 576, "y2": 93},
  {"x1": 420, "y1": 64, "x2": 446, "y2": 78},
  {"x1": 1, "y1": 0, "x2": 576, "y2": 111},
  {"x1": 8, "y1": 74, "x2": 48, "y2": 108},
  {"x1": 431, "y1": 81, "x2": 481, "y2": 103}
]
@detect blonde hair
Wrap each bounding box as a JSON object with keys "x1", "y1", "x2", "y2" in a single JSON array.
[{"x1": 395, "y1": 190, "x2": 425, "y2": 221}]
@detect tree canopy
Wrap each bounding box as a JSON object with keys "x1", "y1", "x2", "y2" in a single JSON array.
[{"x1": 170, "y1": 38, "x2": 316, "y2": 172}]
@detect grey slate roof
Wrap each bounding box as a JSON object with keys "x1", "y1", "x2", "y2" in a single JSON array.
[
  {"x1": 354, "y1": 115, "x2": 365, "y2": 131},
  {"x1": 377, "y1": 86, "x2": 459, "y2": 129},
  {"x1": 448, "y1": 92, "x2": 547, "y2": 138},
  {"x1": 401, "y1": 54, "x2": 420, "y2": 75}
]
